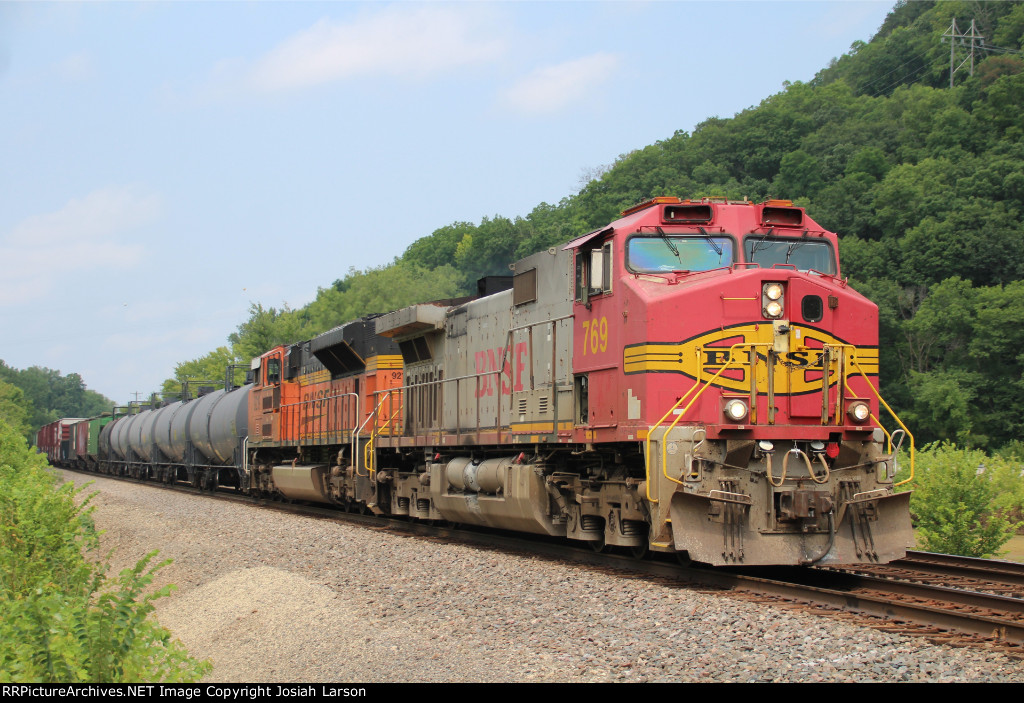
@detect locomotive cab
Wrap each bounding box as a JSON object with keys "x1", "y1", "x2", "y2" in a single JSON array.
[
  {"x1": 582, "y1": 197, "x2": 914, "y2": 565},
  {"x1": 249, "y1": 345, "x2": 293, "y2": 446}
]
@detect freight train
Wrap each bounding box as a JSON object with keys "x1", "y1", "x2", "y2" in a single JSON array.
[{"x1": 40, "y1": 197, "x2": 915, "y2": 566}]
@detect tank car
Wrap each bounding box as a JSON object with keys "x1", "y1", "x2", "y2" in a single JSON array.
[
  {"x1": 94, "y1": 316, "x2": 405, "y2": 496},
  {"x1": 98, "y1": 384, "x2": 251, "y2": 489}
]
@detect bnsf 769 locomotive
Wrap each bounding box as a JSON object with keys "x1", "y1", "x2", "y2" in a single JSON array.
[{"x1": 42, "y1": 198, "x2": 915, "y2": 566}]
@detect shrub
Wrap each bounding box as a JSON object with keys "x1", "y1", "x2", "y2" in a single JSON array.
[
  {"x1": 900, "y1": 443, "x2": 1022, "y2": 558},
  {"x1": 0, "y1": 419, "x2": 210, "y2": 682}
]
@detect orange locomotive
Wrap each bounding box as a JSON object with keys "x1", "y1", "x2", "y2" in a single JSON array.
[{"x1": 245, "y1": 316, "x2": 405, "y2": 506}]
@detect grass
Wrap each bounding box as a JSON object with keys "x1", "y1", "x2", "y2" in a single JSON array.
[
  {"x1": 910, "y1": 532, "x2": 1024, "y2": 562},
  {"x1": 1000, "y1": 534, "x2": 1024, "y2": 563}
]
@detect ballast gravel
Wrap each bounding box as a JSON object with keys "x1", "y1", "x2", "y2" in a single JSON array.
[{"x1": 61, "y1": 470, "x2": 1024, "y2": 683}]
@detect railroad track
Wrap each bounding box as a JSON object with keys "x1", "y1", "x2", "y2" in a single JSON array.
[
  {"x1": 836, "y1": 551, "x2": 1024, "y2": 597},
  {"x1": 65, "y1": 467, "x2": 1024, "y2": 657},
  {"x1": 735, "y1": 564, "x2": 1024, "y2": 653}
]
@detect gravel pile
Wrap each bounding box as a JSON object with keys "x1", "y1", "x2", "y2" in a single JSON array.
[{"x1": 61, "y1": 471, "x2": 1024, "y2": 683}]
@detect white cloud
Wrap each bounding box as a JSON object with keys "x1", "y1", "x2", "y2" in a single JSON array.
[
  {"x1": 0, "y1": 186, "x2": 159, "y2": 305},
  {"x1": 500, "y1": 53, "x2": 620, "y2": 115},
  {"x1": 10, "y1": 186, "x2": 158, "y2": 244},
  {"x1": 217, "y1": 5, "x2": 506, "y2": 94}
]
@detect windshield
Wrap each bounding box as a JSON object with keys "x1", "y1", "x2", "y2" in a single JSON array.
[
  {"x1": 744, "y1": 237, "x2": 835, "y2": 274},
  {"x1": 627, "y1": 235, "x2": 735, "y2": 273}
]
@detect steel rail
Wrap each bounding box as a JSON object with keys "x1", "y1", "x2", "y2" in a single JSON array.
[
  {"x1": 897, "y1": 551, "x2": 1024, "y2": 585},
  {"x1": 723, "y1": 571, "x2": 1024, "y2": 647}
]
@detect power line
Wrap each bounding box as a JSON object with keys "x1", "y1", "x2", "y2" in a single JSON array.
[
  {"x1": 981, "y1": 43, "x2": 1023, "y2": 57},
  {"x1": 868, "y1": 61, "x2": 932, "y2": 98},
  {"x1": 857, "y1": 49, "x2": 935, "y2": 95},
  {"x1": 836, "y1": 17, "x2": 1023, "y2": 99},
  {"x1": 861, "y1": 50, "x2": 936, "y2": 97}
]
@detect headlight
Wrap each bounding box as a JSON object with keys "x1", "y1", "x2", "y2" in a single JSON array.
[
  {"x1": 762, "y1": 282, "x2": 785, "y2": 319},
  {"x1": 724, "y1": 399, "x2": 748, "y2": 422},
  {"x1": 848, "y1": 402, "x2": 870, "y2": 423}
]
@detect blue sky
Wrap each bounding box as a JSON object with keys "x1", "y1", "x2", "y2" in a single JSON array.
[{"x1": 0, "y1": 1, "x2": 894, "y2": 403}]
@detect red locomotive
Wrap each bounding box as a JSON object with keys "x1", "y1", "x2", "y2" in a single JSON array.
[{"x1": 45, "y1": 197, "x2": 914, "y2": 566}]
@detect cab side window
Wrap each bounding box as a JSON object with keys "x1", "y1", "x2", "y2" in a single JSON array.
[
  {"x1": 266, "y1": 358, "x2": 281, "y2": 385},
  {"x1": 575, "y1": 241, "x2": 612, "y2": 304}
]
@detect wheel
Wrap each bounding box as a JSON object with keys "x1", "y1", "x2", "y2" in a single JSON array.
[
  {"x1": 629, "y1": 542, "x2": 649, "y2": 560},
  {"x1": 588, "y1": 535, "x2": 607, "y2": 553},
  {"x1": 676, "y1": 550, "x2": 692, "y2": 567}
]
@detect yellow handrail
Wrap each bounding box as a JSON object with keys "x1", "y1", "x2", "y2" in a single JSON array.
[
  {"x1": 362, "y1": 390, "x2": 403, "y2": 478},
  {"x1": 658, "y1": 342, "x2": 773, "y2": 492},
  {"x1": 356, "y1": 391, "x2": 398, "y2": 477},
  {"x1": 843, "y1": 355, "x2": 915, "y2": 486},
  {"x1": 643, "y1": 339, "x2": 768, "y2": 504}
]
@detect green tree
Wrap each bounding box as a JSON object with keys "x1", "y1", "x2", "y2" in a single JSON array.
[
  {"x1": 899, "y1": 202, "x2": 1024, "y2": 288},
  {"x1": 305, "y1": 261, "x2": 463, "y2": 332},
  {"x1": 771, "y1": 149, "x2": 824, "y2": 199},
  {"x1": 402, "y1": 221, "x2": 477, "y2": 271},
  {"x1": 973, "y1": 71, "x2": 1024, "y2": 141},
  {"x1": 162, "y1": 346, "x2": 243, "y2": 399},
  {"x1": 0, "y1": 362, "x2": 114, "y2": 439},
  {"x1": 904, "y1": 369, "x2": 980, "y2": 446},
  {"x1": 228, "y1": 303, "x2": 307, "y2": 362},
  {"x1": 871, "y1": 156, "x2": 965, "y2": 242},
  {"x1": 0, "y1": 380, "x2": 30, "y2": 439},
  {"x1": 992, "y1": 1, "x2": 1024, "y2": 47},
  {"x1": 452, "y1": 215, "x2": 530, "y2": 286}
]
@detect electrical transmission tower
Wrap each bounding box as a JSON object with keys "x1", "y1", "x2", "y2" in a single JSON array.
[{"x1": 942, "y1": 18, "x2": 985, "y2": 87}]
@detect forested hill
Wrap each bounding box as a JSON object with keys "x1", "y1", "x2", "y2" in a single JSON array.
[{"x1": 169, "y1": 0, "x2": 1024, "y2": 453}]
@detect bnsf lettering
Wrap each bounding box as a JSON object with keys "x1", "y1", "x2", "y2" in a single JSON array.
[
  {"x1": 702, "y1": 350, "x2": 828, "y2": 368},
  {"x1": 704, "y1": 349, "x2": 732, "y2": 366},
  {"x1": 302, "y1": 389, "x2": 334, "y2": 405},
  {"x1": 475, "y1": 342, "x2": 528, "y2": 397},
  {"x1": 785, "y1": 351, "x2": 810, "y2": 365}
]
